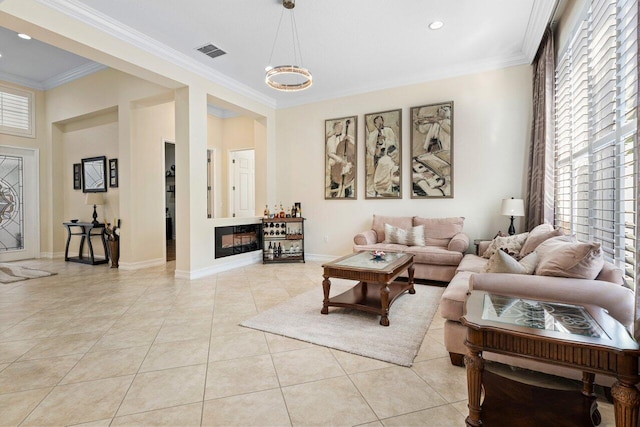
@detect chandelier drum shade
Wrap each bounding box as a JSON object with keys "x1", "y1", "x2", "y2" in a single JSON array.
[{"x1": 265, "y1": 0, "x2": 312, "y2": 91}]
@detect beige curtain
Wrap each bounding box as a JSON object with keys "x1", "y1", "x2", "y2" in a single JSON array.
[{"x1": 525, "y1": 28, "x2": 555, "y2": 231}]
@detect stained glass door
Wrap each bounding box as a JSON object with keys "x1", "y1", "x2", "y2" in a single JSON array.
[
  {"x1": 0, "y1": 147, "x2": 37, "y2": 261},
  {"x1": 0, "y1": 155, "x2": 24, "y2": 251}
]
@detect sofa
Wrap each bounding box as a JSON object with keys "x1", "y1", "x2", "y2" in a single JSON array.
[
  {"x1": 440, "y1": 224, "x2": 635, "y2": 386},
  {"x1": 353, "y1": 215, "x2": 469, "y2": 282}
]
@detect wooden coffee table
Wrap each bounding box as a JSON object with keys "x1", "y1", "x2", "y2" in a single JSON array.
[
  {"x1": 321, "y1": 251, "x2": 414, "y2": 326},
  {"x1": 461, "y1": 291, "x2": 640, "y2": 427}
]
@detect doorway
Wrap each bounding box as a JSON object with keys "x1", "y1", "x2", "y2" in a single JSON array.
[
  {"x1": 0, "y1": 146, "x2": 39, "y2": 261},
  {"x1": 164, "y1": 140, "x2": 176, "y2": 261},
  {"x1": 228, "y1": 149, "x2": 255, "y2": 218}
]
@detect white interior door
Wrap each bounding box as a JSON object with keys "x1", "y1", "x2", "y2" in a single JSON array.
[
  {"x1": 229, "y1": 149, "x2": 255, "y2": 218},
  {"x1": 0, "y1": 146, "x2": 38, "y2": 261}
]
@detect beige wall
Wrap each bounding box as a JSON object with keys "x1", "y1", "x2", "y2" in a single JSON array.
[
  {"x1": 62, "y1": 110, "x2": 119, "y2": 260},
  {"x1": 276, "y1": 65, "x2": 533, "y2": 257},
  {"x1": 207, "y1": 115, "x2": 266, "y2": 218},
  {"x1": 44, "y1": 68, "x2": 175, "y2": 265},
  {"x1": 129, "y1": 101, "x2": 175, "y2": 264}
]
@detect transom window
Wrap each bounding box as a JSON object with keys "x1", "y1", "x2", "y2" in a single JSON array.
[{"x1": 0, "y1": 84, "x2": 35, "y2": 138}]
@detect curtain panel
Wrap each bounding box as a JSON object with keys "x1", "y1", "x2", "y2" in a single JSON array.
[{"x1": 525, "y1": 28, "x2": 555, "y2": 231}]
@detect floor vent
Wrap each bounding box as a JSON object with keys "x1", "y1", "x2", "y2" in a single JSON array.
[{"x1": 196, "y1": 43, "x2": 226, "y2": 59}]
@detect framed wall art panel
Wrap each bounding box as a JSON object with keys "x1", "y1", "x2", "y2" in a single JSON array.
[
  {"x1": 324, "y1": 116, "x2": 357, "y2": 199},
  {"x1": 410, "y1": 101, "x2": 453, "y2": 198},
  {"x1": 364, "y1": 109, "x2": 401, "y2": 199},
  {"x1": 73, "y1": 163, "x2": 81, "y2": 190},
  {"x1": 109, "y1": 158, "x2": 118, "y2": 188},
  {"x1": 81, "y1": 156, "x2": 107, "y2": 193}
]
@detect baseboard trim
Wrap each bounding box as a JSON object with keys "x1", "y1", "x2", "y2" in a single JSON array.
[
  {"x1": 118, "y1": 258, "x2": 165, "y2": 271},
  {"x1": 174, "y1": 251, "x2": 262, "y2": 280},
  {"x1": 40, "y1": 252, "x2": 65, "y2": 259},
  {"x1": 306, "y1": 253, "x2": 340, "y2": 263}
]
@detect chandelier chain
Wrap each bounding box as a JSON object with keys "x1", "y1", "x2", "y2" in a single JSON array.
[{"x1": 267, "y1": 7, "x2": 286, "y2": 67}]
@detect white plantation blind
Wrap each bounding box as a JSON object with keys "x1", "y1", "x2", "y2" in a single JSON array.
[
  {"x1": 554, "y1": 0, "x2": 638, "y2": 290},
  {"x1": 0, "y1": 85, "x2": 34, "y2": 138}
]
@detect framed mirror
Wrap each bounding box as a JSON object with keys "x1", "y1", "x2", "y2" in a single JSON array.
[{"x1": 81, "y1": 156, "x2": 107, "y2": 193}]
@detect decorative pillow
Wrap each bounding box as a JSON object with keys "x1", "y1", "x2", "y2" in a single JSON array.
[
  {"x1": 384, "y1": 223, "x2": 426, "y2": 246},
  {"x1": 535, "y1": 236, "x2": 604, "y2": 280},
  {"x1": 520, "y1": 224, "x2": 563, "y2": 256},
  {"x1": 483, "y1": 232, "x2": 529, "y2": 259},
  {"x1": 483, "y1": 250, "x2": 538, "y2": 274},
  {"x1": 372, "y1": 215, "x2": 413, "y2": 243}
]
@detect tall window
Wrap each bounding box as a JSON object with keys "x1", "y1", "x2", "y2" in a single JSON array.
[
  {"x1": 554, "y1": 0, "x2": 638, "y2": 289},
  {"x1": 0, "y1": 85, "x2": 35, "y2": 138}
]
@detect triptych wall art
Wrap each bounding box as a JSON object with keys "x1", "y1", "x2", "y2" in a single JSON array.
[{"x1": 324, "y1": 101, "x2": 453, "y2": 200}]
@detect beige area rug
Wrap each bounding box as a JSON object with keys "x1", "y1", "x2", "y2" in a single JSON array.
[
  {"x1": 0, "y1": 263, "x2": 55, "y2": 283},
  {"x1": 241, "y1": 282, "x2": 444, "y2": 367}
]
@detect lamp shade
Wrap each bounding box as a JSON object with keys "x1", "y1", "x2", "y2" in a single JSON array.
[
  {"x1": 85, "y1": 193, "x2": 104, "y2": 206},
  {"x1": 501, "y1": 198, "x2": 524, "y2": 217}
]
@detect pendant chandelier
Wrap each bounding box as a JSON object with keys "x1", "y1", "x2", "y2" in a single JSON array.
[{"x1": 265, "y1": 0, "x2": 312, "y2": 92}]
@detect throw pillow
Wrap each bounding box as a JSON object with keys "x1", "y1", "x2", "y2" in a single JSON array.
[
  {"x1": 483, "y1": 232, "x2": 529, "y2": 259},
  {"x1": 483, "y1": 250, "x2": 538, "y2": 274},
  {"x1": 535, "y1": 236, "x2": 604, "y2": 280},
  {"x1": 519, "y1": 224, "x2": 563, "y2": 256},
  {"x1": 384, "y1": 223, "x2": 426, "y2": 246}
]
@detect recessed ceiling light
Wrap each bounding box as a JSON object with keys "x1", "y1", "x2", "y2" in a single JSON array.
[
  {"x1": 429, "y1": 21, "x2": 444, "y2": 30},
  {"x1": 17, "y1": 33, "x2": 32, "y2": 40}
]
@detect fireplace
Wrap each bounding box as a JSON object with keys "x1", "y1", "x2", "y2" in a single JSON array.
[{"x1": 214, "y1": 224, "x2": 262, "y2": 259}]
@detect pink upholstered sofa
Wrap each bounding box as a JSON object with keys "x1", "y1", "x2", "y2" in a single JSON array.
[
  {"x1": 353, "y1": 215, "x2": 469, "y2": 282},
  {"x1": 440, "y1": 226, "x2": 635, "y2": 386}
]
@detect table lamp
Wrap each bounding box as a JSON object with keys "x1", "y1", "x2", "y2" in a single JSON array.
[
  {"x1": 85, "y1": 193, "x2": 104, "y2": 226},
  {"x1": 501, "y1": 197, "x2": 524, "y2": 235}
]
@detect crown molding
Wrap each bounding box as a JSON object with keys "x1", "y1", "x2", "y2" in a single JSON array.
[
  {"x1": 275, "y1": 51, "x2": 530, "y2": 109},
  {"x1": 42, "y1": 61, "x2": 106, "y2": 90},
  {"x1": 0, "y1": 70, "x2": 45, "y2": 90},
  {"x1": 34, "y1": 0, "x2": 277, "y2": 109},
  {"x1": 522, "y1": 0, "x2": 556, "y2": 62}
]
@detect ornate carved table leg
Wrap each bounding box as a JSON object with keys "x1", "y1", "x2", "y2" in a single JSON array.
[
  {"x1": 611, "y1": 381, "x2": 640, "y2": 427},
  {"x1": 321, "y1": 275, "x2": 331, "y2": 315},
  {"x1": 380, "y1": 284, "x2": 390, "y2": 326},
  {"x1": 407, "y1": 264, "x2": 416, "y2": 294},
  {"x1": 464, "y1": 348, "x2": 484, "y2": 427},
  {"x1": 582, "y1": 372, "x2": 601, "y2": 426}
]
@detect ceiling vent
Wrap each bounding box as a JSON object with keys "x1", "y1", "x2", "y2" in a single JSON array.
[{"x1": 196, "y1": 43, "x2": 226, "y2": 59}]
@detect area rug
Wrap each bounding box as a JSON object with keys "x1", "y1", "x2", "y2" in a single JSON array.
[
  {"x1": 240, "y1": 282, "x2": 444, "y2": 367},
  {"x1": 0, "y1": 263, "x2": 55, "y2": 283}
]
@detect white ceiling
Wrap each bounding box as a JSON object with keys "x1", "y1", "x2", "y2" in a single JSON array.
[{"x1": 0, "y1": 0, "x2": 556, "y2": 108}]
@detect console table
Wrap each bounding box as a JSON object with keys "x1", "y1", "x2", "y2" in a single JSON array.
[
  {"x1": 63, "y1": 222, "x2": 109, "y2": 265},
  {"x1": 461, "y1": 291, "x2": 640, "y2": 427}
]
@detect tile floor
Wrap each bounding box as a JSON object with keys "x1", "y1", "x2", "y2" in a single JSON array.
[{"x1": 0, "y1": 259, "x2": 615, "y2": 426}]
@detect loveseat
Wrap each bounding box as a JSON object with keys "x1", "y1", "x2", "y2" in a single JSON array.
[
  {"x1": 353, "y1": 215, "x2": 469, "y2": 282},
  {"x1": 440, "y1": 224, "x2": 635, "y2": 386}
]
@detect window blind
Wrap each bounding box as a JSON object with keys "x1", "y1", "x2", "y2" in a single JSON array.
[
  {"x1": 0, "y1": 85, "x2": 34, "y2": 138},
  {"x1": 554, "y1": 0, "x2": 638, "y2": 290}
]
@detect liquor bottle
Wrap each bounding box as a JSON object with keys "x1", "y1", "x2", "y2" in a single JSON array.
[
  {"x1": 277, "y1": 242, "x2": 282, "y2": 257},
  {"x1": 264, "y1": 205, "x2": 269, "y2": 218},
  {"x1": 273, "y1": 205, "x2": 278, "y2": 219},
  {"x1": 267, "y1": 242, "x2": 272, "y2": 260},
  {"x1": 291, "y1": 204, "x2": 297, "y2": 218},
  {"x1": 279, "y1": 203, "x2": 284, "y2": 218}
]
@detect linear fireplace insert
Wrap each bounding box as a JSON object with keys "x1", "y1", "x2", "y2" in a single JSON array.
[{"x1": 214, "y1": 224, "x2": 262, "y2": 259}]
